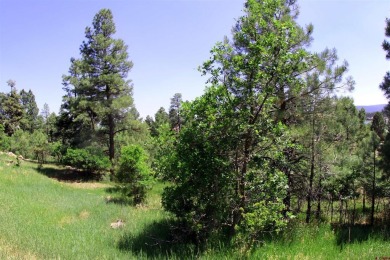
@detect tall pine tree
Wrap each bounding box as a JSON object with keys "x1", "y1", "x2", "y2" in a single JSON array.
[
  {"x1": 0, "y1": 80, "x2": 24, "y2": 136},
  {"x1": 62, "y1": 9, "x2": 134, "y2": 166},
  {"x1": 20, "y1": 89, "x2": 39, "y2": 133},
  {"x1": 380, "y1": 17, "x2": 390, "y2": 107}
]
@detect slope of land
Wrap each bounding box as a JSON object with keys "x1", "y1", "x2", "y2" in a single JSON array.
[
  {"x1": 356, "y1": 104, "x2": 386, "y2": 113},
  {"x1": 0, "y1": 153, "x2": 389, "y2": 259}
]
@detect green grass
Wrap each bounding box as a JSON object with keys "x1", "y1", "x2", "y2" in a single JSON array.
[
  {"x1": 0, "y1": 154, "x2": 173, "y2": 259},
  {"x1": 0, "y1": 152, "x2": 389, "y2": 259},
  {"x1": 252, "y1": 223, "x2": 390, "y2": 259}
]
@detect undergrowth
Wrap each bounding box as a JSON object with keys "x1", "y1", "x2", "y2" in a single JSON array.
[{"x1": 0, "y1": 152, "x2": 389, "y2": 259}]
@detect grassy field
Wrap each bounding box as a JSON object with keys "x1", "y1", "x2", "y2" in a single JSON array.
[{"x1": 0, "y1": 152, "x2": 389, "y2": 259}]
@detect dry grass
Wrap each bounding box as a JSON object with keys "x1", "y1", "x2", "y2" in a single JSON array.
[
  {"x1": 60, "y1": 182, "x2": 111, "y2": 189},
  {"x1": 0, "y1": 239, "x2": 38, "y2": 260}
]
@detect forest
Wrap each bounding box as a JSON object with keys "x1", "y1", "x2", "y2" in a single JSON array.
[{"x1": 0, "y1": 0, "x2": 389, "y2": 258}]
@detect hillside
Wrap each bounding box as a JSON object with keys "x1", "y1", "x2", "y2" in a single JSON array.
[
  {"x1": 0, "y1": 153, "x2": 389, "y2": 259},
  {"x1": 356, "y1": 104, "x2": 386, "y2": 113}
]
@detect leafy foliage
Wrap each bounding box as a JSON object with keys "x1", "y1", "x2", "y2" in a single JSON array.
[
  {"x1": 62, "y1": 148, "x2": 110, "y2": 173},
  {"x1": 160, "y1": 0, "x2": 319, "y2": 243},
  {"x1": 112, "y1": 145, "x2": 152, "y2": 205}
]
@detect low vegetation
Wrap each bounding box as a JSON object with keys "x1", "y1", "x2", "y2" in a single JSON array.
[
  {"x1": 0, "y1": 153, "x2": 389, "y2": 259},
  {"x1": 1, "y1": 0, "x2": 390, "y2": 258}
]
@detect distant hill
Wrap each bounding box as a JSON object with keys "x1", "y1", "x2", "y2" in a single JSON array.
[{"x1": 356, "y1": 104, "x2": 387, "y2": 113}]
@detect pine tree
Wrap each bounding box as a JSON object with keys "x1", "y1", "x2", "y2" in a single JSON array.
[
  {"x1": 371, "y1": 112, "x2": 385, "y2": 141},
  {"x1": 380, "y1": 17, "x2": 390, "y2": 108},
  {"x1": 146, "y1": 107, "x2": 170, "y2": 137},
  {"x1": 0, "y1": 80, "x2": 24, "y2": 136},
  {"x1": 168, "y1": 93, "x2": 182, "y2": 131},
  {"x1": 20, "y1": 89, "x2": 39, "y2": 133},
  {"x1": 62, "y1": 9, "x2": 134, "y2": 166},
  {"x1": 162, "y1": 0, "x2": 317, "y2": 242}
]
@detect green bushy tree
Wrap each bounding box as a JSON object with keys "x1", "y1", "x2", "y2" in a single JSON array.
[
  {"x1": 0, "y1": 124, "x2": 10, "y2": 151},
  {"x1": 113, "y1": 145, "x2": 152, "y2": 205},
  {"x1": 160, "y1": 0, "x2": 319, "y2": 244},
  {"x1": 62, "y1": 148, "x2": 110, "y2": 173}
]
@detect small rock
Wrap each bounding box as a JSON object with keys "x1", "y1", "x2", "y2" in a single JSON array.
[
  {"x1": 7, "y1": 152, "x2": 17, "y2": 158},
  {"x1": 110, "y1": 219, "x2": 125, "y2": 229}
]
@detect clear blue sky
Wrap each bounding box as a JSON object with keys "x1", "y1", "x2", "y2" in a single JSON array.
[{"x1": 0, "y1": 0, "x2": 389, "y2": 119}]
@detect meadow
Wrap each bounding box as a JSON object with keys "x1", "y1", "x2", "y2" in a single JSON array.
[{"x1": 0, "y1": 152, "x2": 389, "y2": 259}]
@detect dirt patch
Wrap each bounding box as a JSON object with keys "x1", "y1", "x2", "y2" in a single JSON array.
[
  {"x1": 58, "y1": 215, "x2": 76, "y2": 226},
  {"x1": 61, "y1": 182, "x2": 111, "y2": 189},
  {"x1": 0, "y1": 238, "x2": 38, "y2": 260},
  {"x1": 79, "y1": 210, "x2": 90, "y2": 219}
]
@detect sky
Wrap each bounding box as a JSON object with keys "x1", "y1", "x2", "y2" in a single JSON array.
[{"x1": 0, "y1": 0, "x2": 389, "y2": 119}]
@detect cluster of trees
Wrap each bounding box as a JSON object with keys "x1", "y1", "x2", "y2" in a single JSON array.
[
  {"x1": 0, "y1": 9, "x2": 153, "y2": 203},
  {"x1": 150, "y1": 0, "x2": 390, "y2": 245},
  {"x1": 0, "y1": 80, "x2": 57, "y2": 162},
  {"x1": 1, "y1": 0, "x2": 389, "y2": 248}
]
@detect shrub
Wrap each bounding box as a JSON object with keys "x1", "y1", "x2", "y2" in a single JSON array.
[
  {"x1": 9, "y1": 129, "x2": 30, "y2": 158},
  {"x1": 113, "y1": 145, "x2": 152, "y2": 205},
  {"x1": 62, "y1": 148, "x2": 110, "y2": 173},
  {"x1": 0, "y1": 124, "x2": 10, "y2": 151},
  {"x1": 50, "y1": 141, "x2": 64, "y2": 163},
  {"x1": 30, "y1": 131, "x2": 50, "y2": 165}
]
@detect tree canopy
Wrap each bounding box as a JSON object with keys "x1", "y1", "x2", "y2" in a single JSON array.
[{"x1": 62, "y1": 8, "x2": 135, "y2": 165}]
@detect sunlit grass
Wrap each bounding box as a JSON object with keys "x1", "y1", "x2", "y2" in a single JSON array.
[
  {"x1": 0, "y1": 152, "x2": 389, "y2": 259},
  {"x1": 253, "y1": 222, "x2": 390, "y2": 259},
  {"x1": 0, "y1": 153, "x2": 170, "y2": 259}
]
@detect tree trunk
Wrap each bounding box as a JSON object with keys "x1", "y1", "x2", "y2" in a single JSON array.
[
  {"x1": 306, "y1": 157, "x2": 314, "y2": 223},
  {"x1": 108, "y1": 113, "x2": 115, "y2": 170},
  {"x1": 363, "y1": 189, "x2": 366, "y2": 213},
  {"x1": 316, "y1": 176, "x2": 322, "y2": 220},
  {"x1": 330, "y1": 195, "x2": 334, "y2": 223},
  {"x1": 231, "y1": 134, "x2": 251, "y2": 236},
  {"x1": 352, "y1": 197, "x2": 356, "y2": 225},
  {"x1": 306, "y1": 117, "x2": 315, "y2": 224},
  {"x1": 339, "y1": 195, "x2": 343, "y2": 224},
  {"x1": 371, "y1": 147, "x2": 376, "y2": 226}
]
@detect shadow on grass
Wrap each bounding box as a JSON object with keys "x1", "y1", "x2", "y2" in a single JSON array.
[
  {"x1": 332, "y1": 223, "x2": 390, "y2": 247},
  {"x1": 104, "y1": 187, "x2": 133, "y2": 206},
  {"x1": 37, "y1": 166, "x2": 101, "y2": 182},
  {"x1": 117, "y1": 219, "x2": 199, "y2": 259}
]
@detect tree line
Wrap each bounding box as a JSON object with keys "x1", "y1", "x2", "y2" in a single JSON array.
[{"x1": 1, "y1": 0, "x2": 389, "y2": 249}]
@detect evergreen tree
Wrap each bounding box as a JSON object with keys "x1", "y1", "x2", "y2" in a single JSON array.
[
  {"x1": 168, "y1": 93, "x2": 182, "y2": 131},
  {"x1": 284, "y1": 48, "x2": 353, "y2": 220},
  {"x1": 161, "y1": 0, "x2": 318, "y2": 243},
  {"x1": 40, "y1": 103, "x2": 57, "y2": 141},
  {"x1": 0, "y1": 80, "x2": 24, "y2": 136},
  {"x1": 41, "y1": 103, "x2": 50, "y2": 123},
  {"x1": 62, "y1": 9, "x2": 134, "y2": 166},
  {"x1": 380, "y1": 17, "x2": 390, "y2": 99},
  {"x1": 56, "y1": 100, "x2": 91, "y2": 148},
  {"x1": 371, "y1": 112, "x2": 385, "y2": 141},
  {"x1": 146, "y1": 107, "x2": 170, "y2": 137},
  {"x1": 46, "y1": 112, "x2": 57, "y2": 142},
  {"x1": 20, "y1": 89, "x2": 39, "y2": 133}
]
